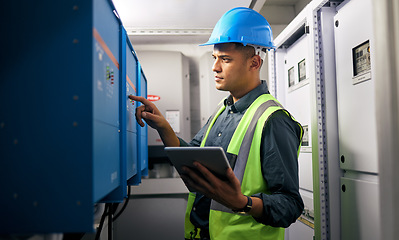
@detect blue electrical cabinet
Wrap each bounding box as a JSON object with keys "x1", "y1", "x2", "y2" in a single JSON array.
[
  {"x1": 99, "y1": 25, "x2": 127, "y2": 203},
  {"x1": 127, "y1": 62, "x2": 149, "y2": 185},
  {"x1": 125, "y1": 30, "x2": 140, "y2": 185},
  {"x1": 0, "y1": 0, "x2": 147, "y2": 234},
  {"x1": 92, "y1": 0, "x2": 124, "y2": 203},
  {"x1": 138, "y1": 67, "x2": 149, "y2": 177}
]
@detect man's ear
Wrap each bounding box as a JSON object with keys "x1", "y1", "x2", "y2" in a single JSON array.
[{"x1": 249, "y1": 55, "x2": 262, "y2": 71}]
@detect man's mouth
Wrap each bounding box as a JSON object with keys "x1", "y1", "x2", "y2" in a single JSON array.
[{"x1": 215, "y1": 75, "x2": 223, "y2": 81}]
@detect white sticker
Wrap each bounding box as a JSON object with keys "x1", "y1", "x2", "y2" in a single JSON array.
[
  {"x1": 166, "y1": 110, "x2": 180, "y2": 133},
  {"x1": 111, "y1": 171, "x2": 118, "y2": 183}
]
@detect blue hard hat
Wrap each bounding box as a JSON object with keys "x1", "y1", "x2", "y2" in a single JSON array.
[{"x1": 201, "y1": 7, "x2": 275, "y2": 49}]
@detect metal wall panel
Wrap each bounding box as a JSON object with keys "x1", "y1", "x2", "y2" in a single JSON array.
[{"x1": 137, "y1": 51, "x2": 191, "y2": 146}]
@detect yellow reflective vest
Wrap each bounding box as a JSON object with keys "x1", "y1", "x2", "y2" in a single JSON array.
[{"x1": 184, "y1": 94, "x2": 303, "y2": 240}]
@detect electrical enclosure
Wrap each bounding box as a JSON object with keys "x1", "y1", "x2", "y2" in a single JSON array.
[
  {"x1": 138, "y1": 66, "x2": 149, "y2": 177},
  {"x1": 334, "y1": 0, "x2": 381, "y2": 239},
  {"x1": 137, "y1": 51, "x2": 191, "y2": 146},
  {"x1": 0, "y1": 0, "x2": 148, "y2": 234},
  {"x1": 270, "y1": 0, "x2": 381, "y2": 239}
]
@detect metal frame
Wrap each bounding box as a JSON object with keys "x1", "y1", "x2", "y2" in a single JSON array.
[
  {"x1": 311, "y1": 6, "x2": 330, "y2": 240},
  {"x1": 270, "y1": 1, "x2": 343, "y2": 239}
]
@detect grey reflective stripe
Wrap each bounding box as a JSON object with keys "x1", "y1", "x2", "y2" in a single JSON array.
[
  {"x1": 234, "y1": 100, "x2": 282, "y2": 183},
  {"x1": 210, "y1": 100, "x2": 281, "y2": 213}
]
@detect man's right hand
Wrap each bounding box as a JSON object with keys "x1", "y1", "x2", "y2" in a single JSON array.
[
  {"x1": 128, "y1": 95, "x2": 180, "y2": 147},
  {"x1": 128, "y1": 95, "x2": 165, "y2": 129}
]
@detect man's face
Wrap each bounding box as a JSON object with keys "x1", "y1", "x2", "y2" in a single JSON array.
[{"x1": 212, "y1": 43, "x2": 253, "y2": 95}]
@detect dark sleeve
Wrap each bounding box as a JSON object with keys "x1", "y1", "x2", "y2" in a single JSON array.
[
  {"x1": 178, "y1": 117, "x2": 210, "y2": 147},
  {"x1": 252, "y1": 110, "x2": 304, "y2": 228}
]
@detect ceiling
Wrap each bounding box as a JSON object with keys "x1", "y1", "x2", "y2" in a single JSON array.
[{"x1": 112, "y1": 0, "x2": 311, "y2": 45}]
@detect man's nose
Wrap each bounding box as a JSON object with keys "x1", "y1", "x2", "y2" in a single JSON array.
[{"x1": 212, "y1": 59, "x2": 221, "y2": 72}]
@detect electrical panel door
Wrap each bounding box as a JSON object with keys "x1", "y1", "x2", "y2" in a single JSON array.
[
  {"x1": 126, "y1": 35, "x2": 139, "y2": 182},
  {"x1": 139, "y1": 68, "x2": 149, "y2": 175},
  {"x1": 92, "y1": 0, "x2": 122, "y2": 202},
  {"x1": 341, "y1": 177, "x2": 380, "y2": 240},
  {"x1": 276, "y1": 29, "x2": 315, "y2": 223},
  {"x1": 283, "y1": 34, "x2": 313, "y2": 194},
  {"x1": 335, "y1": 0, "x2": 380, "y2": 239},
  {"x1": 334, "y1": 0, "x2": 378, "y2": 174}
]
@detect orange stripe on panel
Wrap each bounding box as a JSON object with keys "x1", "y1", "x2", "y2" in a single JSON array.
[
  {"x1": 93, "y1": 28, "x2": 119, "y2": 69},
  {"x1": 126, "y1": 75, "x2": 137, "y2": 93}
]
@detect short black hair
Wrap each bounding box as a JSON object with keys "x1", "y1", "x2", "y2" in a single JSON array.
[{"x1": 232, "y1": 43, "x2": 256, "y2": 59}]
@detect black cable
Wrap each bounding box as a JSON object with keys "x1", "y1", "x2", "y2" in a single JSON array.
[
  {"x1": 95, "y1": 203, "x2": 109, "y2": 240},
  {"x1": 108, "y1": 204, "x2": 113, "y2": 240},
  {"x1": 113, "y1": 186, "x2": 131, "y2": 221},
  {"x1": 94, "y1": 188, "x2": 131, "y2": 240}
]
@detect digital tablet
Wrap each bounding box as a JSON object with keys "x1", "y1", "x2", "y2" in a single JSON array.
[{"x1": 164, "y1": 147, "x2": 231, "y2": 191}]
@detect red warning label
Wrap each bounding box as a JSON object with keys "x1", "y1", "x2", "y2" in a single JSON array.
[{"x1": 147, "y1": 95, "x2": 161, "y2": 101}]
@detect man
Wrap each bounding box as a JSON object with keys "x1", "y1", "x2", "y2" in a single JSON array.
[{"x1": 129, "y1": 7, "x2": 303, "y2": 240}]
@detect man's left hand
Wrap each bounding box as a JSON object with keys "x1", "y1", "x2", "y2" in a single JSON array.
[{"x1": 181, "y1": 162, "x2": 248, "y2": 210}]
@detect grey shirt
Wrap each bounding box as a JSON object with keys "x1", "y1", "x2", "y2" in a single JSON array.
[{"x1": 179, "y1": 81, "x2": 304, "y2": 229}]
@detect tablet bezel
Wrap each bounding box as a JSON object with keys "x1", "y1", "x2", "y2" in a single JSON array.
[{"x1": 164, "y1": 146, "x2": 231, "y2": 191}]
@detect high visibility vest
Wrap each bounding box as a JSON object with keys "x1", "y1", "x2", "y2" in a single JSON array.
[{"x1": 184, "y1": 94, "x2": 303, "y2": 240}]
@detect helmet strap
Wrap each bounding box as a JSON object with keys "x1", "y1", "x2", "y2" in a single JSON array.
[{"x1": 248, "y1": 44, "x2": 267, "y2": 61}]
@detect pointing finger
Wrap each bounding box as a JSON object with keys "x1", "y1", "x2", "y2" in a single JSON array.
[{"x1": 128, "y1": 95, "x2": 152, "y2": 106}]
